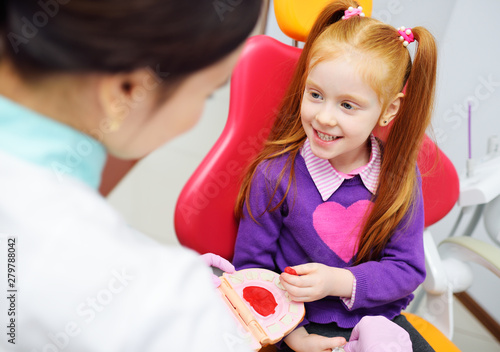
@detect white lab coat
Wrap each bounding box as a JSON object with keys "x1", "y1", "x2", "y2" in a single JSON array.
[{"x1": 0, "y1": 150, "x2": 251, "y2": 352}]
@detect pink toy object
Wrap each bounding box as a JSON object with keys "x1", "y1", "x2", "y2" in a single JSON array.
[
  {"x1": 342, "y1": 6, "x2": 365, "y2": 20},
  {"x1": 397, "y1": 26, "x2": 414, "y2": 47},
  {"x1": 217, "y1": 268, "x2": 305, "y2": 350}
]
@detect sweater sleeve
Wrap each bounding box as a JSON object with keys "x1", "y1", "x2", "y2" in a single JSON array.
[
  {"x1": 344, "y1": 178, "x2": 426, "y2": 310},
  {"x1": 233, "y1": 162, "x2": 286, "y2": 272}
]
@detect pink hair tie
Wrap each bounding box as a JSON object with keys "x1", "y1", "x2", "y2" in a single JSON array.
[
  {"x1": 342, "y1": 6, "x2": 365, "y2": 20},
  {"x1": 398, "y1": 26, "x2": 414, "y2": 47}
]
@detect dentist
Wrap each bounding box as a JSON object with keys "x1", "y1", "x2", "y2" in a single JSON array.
[{"x1": 0, "y1": 1, "x2": 261, "y2": 351}]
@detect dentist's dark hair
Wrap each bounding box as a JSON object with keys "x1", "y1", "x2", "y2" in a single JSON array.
[{"x1": 0, "y1": 0, "x2": 261, "y2": 82}]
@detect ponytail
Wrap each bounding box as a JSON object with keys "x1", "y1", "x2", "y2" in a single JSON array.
[{"x1": 355, "y1": 27, "x2": 437, "y2": 264}]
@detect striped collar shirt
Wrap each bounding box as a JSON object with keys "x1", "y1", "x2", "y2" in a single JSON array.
[{"x1": 300, "y1": 134, "x2": 381, "y2": 201}]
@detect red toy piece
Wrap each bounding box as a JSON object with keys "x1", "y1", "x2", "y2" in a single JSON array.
[
  {"x1": 243, "y1": 286, "x2": 278, "y2": 317},
  {"x1": 284, "y1": 267, "x2": 298, "y2": 276}
]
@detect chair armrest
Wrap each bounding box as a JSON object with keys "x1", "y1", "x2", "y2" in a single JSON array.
[{"x1": 439, "y1": 236, "x2": 500, "y2": 277}]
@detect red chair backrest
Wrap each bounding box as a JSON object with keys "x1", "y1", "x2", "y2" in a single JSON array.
[
  {"x1": 417, "y1": 136, "x2": 459, "y2": 227},
  {"x1": 174, "y1": 35, "x2": 459, "y2": 260}
]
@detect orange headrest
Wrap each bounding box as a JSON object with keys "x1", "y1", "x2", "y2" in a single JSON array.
[{"x1": 274, "y1": 0, "x2": 373, "y2": 42}]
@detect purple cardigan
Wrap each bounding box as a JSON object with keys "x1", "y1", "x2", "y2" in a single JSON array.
[{"x1": 233, "y1": 152, "x2": 426, "y2": 328}]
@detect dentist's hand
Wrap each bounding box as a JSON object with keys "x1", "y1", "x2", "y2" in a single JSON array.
[
  {"x1": 201, "y1": 253, "x2": 235, "y2": 287},
  {"x1": 343, "y1": 316, "x2": 412, "y2": 352}
]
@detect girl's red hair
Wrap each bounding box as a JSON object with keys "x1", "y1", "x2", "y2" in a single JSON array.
[{"x1": 235, "y1": 0, "x2": 437, "y2": 265}]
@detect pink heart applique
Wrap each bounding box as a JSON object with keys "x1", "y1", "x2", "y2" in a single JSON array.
[{"x1": 312, "y1": 200, "x2": 373, "y2": 263}]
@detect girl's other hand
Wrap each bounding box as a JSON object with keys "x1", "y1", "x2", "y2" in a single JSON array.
[
  {"x1": 284, "y1": 326, "x2": 346, "y2": 352},
  {"x1": 280, "y1": 263, "x2": 354, "y2": 301}
]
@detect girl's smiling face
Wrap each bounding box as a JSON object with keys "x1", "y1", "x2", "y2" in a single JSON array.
[{"x1": 300, "y1": 57, "x2": 384, "y2": 173}]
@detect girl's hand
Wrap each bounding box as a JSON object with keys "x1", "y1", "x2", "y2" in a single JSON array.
[
  {"x1": 280, "y1": 263, "x2": 354, "y2": 302},
  {"x1": 284, "y1": 326, "x2": 346, "y2": 352}
]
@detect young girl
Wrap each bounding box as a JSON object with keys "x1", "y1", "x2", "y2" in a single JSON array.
[{"x1": 233, "y1": 1, "x2": 437, "y2": 351}]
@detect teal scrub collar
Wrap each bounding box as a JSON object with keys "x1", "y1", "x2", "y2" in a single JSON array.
[{"x1": 0, "y1": 95, "x2": 107, "y2": 190}]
